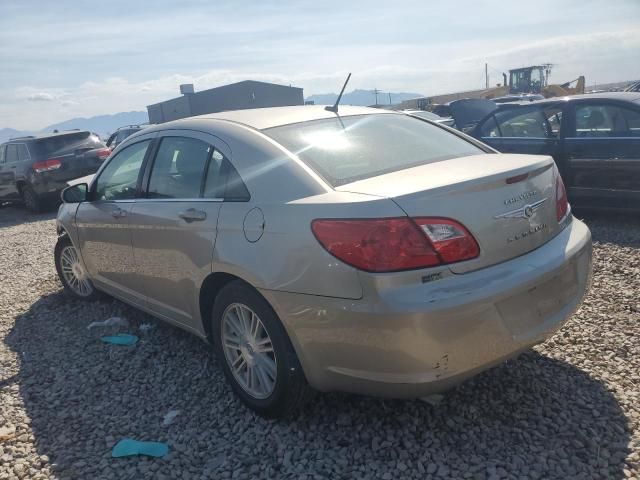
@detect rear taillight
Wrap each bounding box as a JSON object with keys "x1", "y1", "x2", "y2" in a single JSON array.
[
  {"x1": 556, "y1": 175, "x2": 569, "y2": 222},
  {"x1": 311, "y1": 217, "x2": 479, "y2": 273},
  {"x1": 32, "y1": 158, "x2": 62, "y2": 173},
  {"x1": 96, "y1": 147, "x2": 111, "y2": 160}
]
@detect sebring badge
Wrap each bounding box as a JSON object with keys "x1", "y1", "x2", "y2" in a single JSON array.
[{"x1": 494, "y1": 198, "x2": 547, "y2": 219}]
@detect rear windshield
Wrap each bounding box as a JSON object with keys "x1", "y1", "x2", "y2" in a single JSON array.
[
  {"x1": 264, "y1": 114, "x2": 484, "y2": 186},
  {"x1": 35, "y1": 131, "x2": 100, "y2": 155}
]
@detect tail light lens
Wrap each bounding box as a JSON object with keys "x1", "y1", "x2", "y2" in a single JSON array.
[
  {"x1": 556, "y1": 175, "x2": 569, "y2": 221},
  {"x1": 96, "y1": 148, "x2": 111, "y2": 160},
  {"x1": 311, "y1": 217, "x2": 479, "y2": 273},
  {"x1": 32, "y1": 158, "x2": 62, "y2": 173}
]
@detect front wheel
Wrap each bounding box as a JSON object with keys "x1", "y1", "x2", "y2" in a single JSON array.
[
  {"x1": 211, "y1": 281, "x2": 310, "y2": 418},
  {"x1": 54, "y1": 235, "x2": 101, "y2": 301}
]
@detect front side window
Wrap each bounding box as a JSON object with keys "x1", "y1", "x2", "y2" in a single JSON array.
[
  {"x1": 490, "y1": 108, "x2": 550, "y2": 138},
  {"x1": 95, "y1": 140, "x2": 150, "y2": 200},
  {"x1": 265, "y1": 114, "x2": 484, "y2": 187},
  {"x1": 575, "y1": 103, "x2": 640, "y2": 137},
  {"x1": 148, "y1": 137, "x2": 211, "y2": 199}
]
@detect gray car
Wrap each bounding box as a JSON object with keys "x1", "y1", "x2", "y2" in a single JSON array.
[{"x1": 55, "y1": 106, "x2": 592, "y2": 417}]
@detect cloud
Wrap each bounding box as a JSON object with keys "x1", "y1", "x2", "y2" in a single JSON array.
[{"x1": 26, "y1": 92, "x2": 55, "y2": 102}]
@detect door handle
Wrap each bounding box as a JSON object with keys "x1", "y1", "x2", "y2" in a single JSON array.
[
  {"x1": 178, "y1": 208, "x2": 207, "y2": 222},
  {"x1": 111, "y1": 207, "x2": 127, "y2": 218}
]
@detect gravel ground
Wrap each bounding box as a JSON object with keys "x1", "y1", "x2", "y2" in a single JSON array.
[{"x1": 0, "y1": 204, "x2": 639, "y2": 480}]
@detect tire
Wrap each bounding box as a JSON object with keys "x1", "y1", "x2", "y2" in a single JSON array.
[
  {"x1": 21, "y1": 184, "x2": 42, "y2": 213},
  {"x1": 211, "y1": 280, "x2": 310, "y2": 418},
  {"x1": 54, "y1": 235, "x2": 101, "y2": 301}
]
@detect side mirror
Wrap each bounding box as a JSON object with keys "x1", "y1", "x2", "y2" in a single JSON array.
[{"x1": 61, "y1": 183, "x2": 88, "y2": 203}]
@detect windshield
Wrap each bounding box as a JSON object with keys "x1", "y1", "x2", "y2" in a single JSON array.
[{"x1": 265, "y1": 114, "x2": 484, "y2": 186}]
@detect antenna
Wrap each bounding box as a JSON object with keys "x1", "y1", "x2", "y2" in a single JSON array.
[{"x1": 325, "y1": 73, "x2": 352, "y2": 113}]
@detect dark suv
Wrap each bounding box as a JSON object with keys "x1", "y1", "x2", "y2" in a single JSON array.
[{"x1": 0, "y1": 130, "x2": 110, "y2": 212}]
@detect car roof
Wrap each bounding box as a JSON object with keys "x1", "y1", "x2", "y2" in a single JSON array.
[
  {"x1": 528, "y1": 91, "x2": 640, "y2": 105},
  {"x1": 150, "y1": 105, "x2": 395, "y2": 131},
  {"x1": 4, "y1": 130, "x2": 92, "y2": 143}
]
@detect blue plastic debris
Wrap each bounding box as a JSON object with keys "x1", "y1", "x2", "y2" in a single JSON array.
[
  {"x1": 100, "y1": 333, "x2": 139, "y2": 346},
  {"x1": 112, "y1": 439, "x2": 169, "y2": 458}
]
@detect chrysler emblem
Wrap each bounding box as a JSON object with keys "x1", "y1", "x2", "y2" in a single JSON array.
[{"x1": 494, "y1": 198, "x2": 547, "y2": 219}]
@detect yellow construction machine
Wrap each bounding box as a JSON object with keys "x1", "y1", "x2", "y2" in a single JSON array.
[{"x1": 480, "y1": 65, "x2": 585, "y2": 99}]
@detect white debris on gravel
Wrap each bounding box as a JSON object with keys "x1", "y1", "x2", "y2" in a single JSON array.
[
  {"x1": 0, "y1": 205, "x2": 639, "y2": 479},
  {"x1": 87, "y1": 317, "x2": 129, "y2": 330},
  {"x1": 162, "y1": 410, "x2": 180, "y2": 426}
]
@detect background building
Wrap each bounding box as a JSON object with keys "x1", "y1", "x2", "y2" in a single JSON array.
[{"x1": 147, "y1": 80, "x2": 304, "y2": 124}]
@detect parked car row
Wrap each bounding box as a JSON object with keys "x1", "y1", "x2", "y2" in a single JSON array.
[{"x1": 55, "y1": 105, "x2": 592, "y2": 417}]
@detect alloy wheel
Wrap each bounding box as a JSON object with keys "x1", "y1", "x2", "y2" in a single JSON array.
[
  {"x1": 221, "y1": 303, "x2": 278, "y2": 399},
  {"x1": 59, "y1": 245, "x2": 94, "y2": 297}
]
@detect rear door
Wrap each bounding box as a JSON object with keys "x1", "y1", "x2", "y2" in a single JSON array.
[
  {"x1": 563, "y1": 99, "x2": 640, "y2": 210},
  {"x1": 475, "y1": 104, "x2": 562, "y2": 161},
  {"x1": 76, "y1": 138, "x2": 153, "y2": 305},
  {"x1": 128, "y1": 131, "x2": 226, "y2": 331}
]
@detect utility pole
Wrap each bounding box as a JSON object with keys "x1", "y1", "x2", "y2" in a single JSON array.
[
  {"x1": 374, "y1": 88, "x2": 380, "y2": 106},
  {"x1": 485, "y1": 63, "x2": 489, "y2": 89},
  {"x1": 388, "y1": 92, "x2": 392, "y2": 105}
]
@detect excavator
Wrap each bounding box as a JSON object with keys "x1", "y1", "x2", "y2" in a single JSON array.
[{"x1": 480, "y1": 65, "x2": 585, "y2": 99}]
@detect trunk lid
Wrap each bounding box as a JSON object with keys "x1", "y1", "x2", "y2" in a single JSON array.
[{"x1": 336, "y1": 153, "x2": 561, "y2": 273}]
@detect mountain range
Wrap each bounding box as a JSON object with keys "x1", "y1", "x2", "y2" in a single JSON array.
[
  {"x1": 0, "y1": 111, "x2": 148, "y2": 143},
  {"x1": 1, "y1": 89, "x2": 423, "y2": 143}
]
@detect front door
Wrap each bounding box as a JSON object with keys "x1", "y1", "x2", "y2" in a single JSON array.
[
  {"x1": 75, "y1": 138, "x2": 152, "y2": 304},
  {"x1": 128, "y1": 132, "x2": 226, "y2": 331},
  {"x1": 563, "y1": 100, "x2": 640, "y2": 210}
]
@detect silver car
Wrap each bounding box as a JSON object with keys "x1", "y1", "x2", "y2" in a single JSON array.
[{"x1": 55, "y1": 106, "x2": 592, "y2": 417}]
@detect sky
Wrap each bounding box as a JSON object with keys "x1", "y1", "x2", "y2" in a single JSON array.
[{"x1": 1, "y1": 0, "x2": 639, "y2": 130}]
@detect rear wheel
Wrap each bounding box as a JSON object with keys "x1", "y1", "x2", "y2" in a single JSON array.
[
  {"x1": 21, "y1": 184, "x2": 42, "y2": 213},
  {"x1": 55, "y1": 235, "x2": 100, "y2": 301},
  {"x1": 211, "y1": 281, "x2": 310, "y2": 417}
]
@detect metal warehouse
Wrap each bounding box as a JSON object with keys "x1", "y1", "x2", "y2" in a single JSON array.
[{"x1": 147, "y1": 80, "x2": 304, "y2": 123}]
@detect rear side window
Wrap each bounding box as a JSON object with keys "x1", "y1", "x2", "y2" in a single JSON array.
[
  {"x1": 147, "y1": 137, "x2": 211, "y2": 199},
  {"x1": 35, "y1": 132, "x2": 92, "y2": 156},
  {"x1": 17, "y1": 144, "x2": 30, "y2": 161},
  {"x1": 265, "y1": 114, "x2": 483, "y2": 186},
  {"x1": 574, "y1": 103, "x2": 640, "y2": 137}
]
